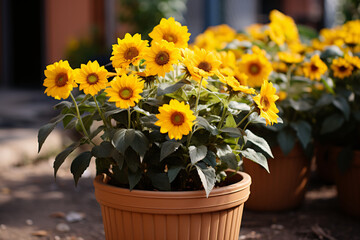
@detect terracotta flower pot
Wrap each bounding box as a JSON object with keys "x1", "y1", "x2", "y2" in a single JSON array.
[
  {"x1": 334, "y1": 150, "x2": 360, "y2": 217},
  {"x1": 93, "y1": 171, "x2": 251, "y2": 240},
  {"x1": 243, "y1": 144, "x2": 311, "y2": 211},
  {"x1": 314, "y1": 143, "x2": 337, "y2": 183}
]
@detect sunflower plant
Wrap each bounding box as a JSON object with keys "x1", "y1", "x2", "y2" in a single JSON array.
[
  {"x1": 192, "y1": 10, "x2": 317, "y2": 157},
  {"x1": 309, "y1": 20, "x2": 360, "y2": 171},
  {"x1": 38, "y1": 17, "x2": 280, "y2": 197}
]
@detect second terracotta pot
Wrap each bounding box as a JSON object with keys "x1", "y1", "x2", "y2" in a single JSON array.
[
  {"x1": 334, "y1": 149, "x2": 360, "y2": 217},
  {"x1": 243, "y1": 144, "x2": 311, "y2": 211}
]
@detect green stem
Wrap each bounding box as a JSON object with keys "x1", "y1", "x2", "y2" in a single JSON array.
[
  {"x1": 236, "y1": 108, "x2": 256, "y2": 128},
  {"x1": 70, "y1": 93, "x2": 95, "y2": 145},
  {"x1": 93, "y1": 96, "x2": 109, "y2": 128},
  {"x1": 218, "y1": 94, "x2": 232, "y2": 128},
  {"x1": 194, "y1": 78, "x2": 203, "y2": 116},
  {"x1": 127, "y1": 108, "x2": 131, "y2": 129},
  {"x1": 186, "y1": 78, "x2": 204, "y2": 148}
]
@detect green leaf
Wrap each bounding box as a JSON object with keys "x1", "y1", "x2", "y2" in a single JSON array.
[
  {"x1": 289, "y1": 99, "x2": 312, "y2": 111},
  {"x1": 160, "y1": 141, "x2": 182, "y2": 161},
  {"x1": 220, "y1": 128, "x2": 242, "y2": 138},
  {"x1": 168, "y1": 165, "x2": 182, "y2": 183},
  {"x1": 315, "y1": 93, "x2": 334, "y2": 108},
  {"x1": 228, "y1": 101, "x2": 250, "y2": 111},
  {"x1": 157, "y1": 79, "x2": 190, "y2": 96},
  {"x1": 290, "y1": 120, "x2": 312, "y2": 149},
  {"x1": 148, "y1": 171, "x2": 171, "y2": 190},
  {"x1": 112, "y1": 129, "x2": 135, "y2": 154},
  {"x1": 104, "y1": 108, "x2": 126, "y2": 118},
  {"x1": 195, "y1": 164, "x2": 216, "y2": 197},
  {"x1": 130, "y1": 130, "x2": 149, "y2": 160},
  {"x1": 244, "y1": 129, "x2": 273, "y2": 158},
  {"x1": 196, "y1": 116, "x2": 218, "y2": 135},
  {"x1": 333, "y1": 96, "x2": 350, "y2": 120},
  {"x1": 54, "y1": 142, "x2": 80, "y2": 178},
  {"x1": 91, "y1": 141, "x2": 115, "y2": 158},
  {"x1": 189, "y1": 145, "x2": 207, "y2": 165},
  {"x1": 70, "y1": 151, "x2": 92, "y2": 186},
  {"x1": 38, "y1": 122, "x2": 58, "y2": 153},
  {"x1": 133, "y1": 106, "x2": 151, "y2": 116},
  {"x1": 140, "y1": 115, "x2": 159, "y2": 129},
  {"x1": 241, "y1": 148, "x2": 269, "y2": 173},
  {"x1": 224, "y1": 114, "x2": 237, "y2": 128},
  {"x1": 320, "y1": 45, "x2": 343, "y2": 59},
  {"x1": 38, "y1": 114, "x2": 71, "y2": 153},
  {"x1": 320, "y1": 113, "x2": 344, "y2": 135},
  {"x1": 216, "y1": 144, "x2": 238, "y2": 169},
  {"x1": 124, "y1": 148, "x2": 140, "y2": 173},
  {"x1": 54, "y1": 101, "x2": 72, "y2": 110},
  {"x1": 95, "y1": 158, "x2": 112, "y2": 176},
  {"x1": 277, "y1": 128, "x2": 296, "y2": 155},
  {"x1": 128, "y1": 168, "x2": 142, "y2": 190},
  {"x1": 202, "y1": 150, "x2": 217, "y2": 168}
]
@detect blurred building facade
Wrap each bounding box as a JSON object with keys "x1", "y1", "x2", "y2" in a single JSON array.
[{"x1": 1, "y1": 0, "x2": 335, "y2": 90}]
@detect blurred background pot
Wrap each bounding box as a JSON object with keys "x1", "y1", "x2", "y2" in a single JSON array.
[
  {"x1": 94, "y1": 171, "x2": 251, "y2": 240},
  {"x1": 334, "y1": 149, "x2": 360, "y2": 217},
  {"x1": 243, "y1": 144, "x2": 310, "y2": 211}
]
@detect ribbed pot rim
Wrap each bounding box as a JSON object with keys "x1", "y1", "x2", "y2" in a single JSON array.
[{"x1": 93, "y1": 171, "x2": 251, "y2": 214}]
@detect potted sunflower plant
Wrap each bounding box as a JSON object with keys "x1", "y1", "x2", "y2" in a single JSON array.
[
  {"x1": 192, "y1": 10, "x2": 317, "y2": 211},
  {"x1": 310, "y1": 19, "x2": 360, "y2": 217},
  {"x1": 38, "y1": 17, "x2": 280, "y2": 239}
]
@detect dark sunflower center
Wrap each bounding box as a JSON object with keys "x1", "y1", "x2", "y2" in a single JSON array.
[
  {"x1": 339, "y1": 66, "x2": 348, "y2": 72},
  {"x1": 198, "y1": 61, "x2": 212, "y2": 72},
  {"x1": 87, "y1": 73, "x2": 99, "y2": 84},
  {"x1": 124, "y1": 47, "x2": 139, "y2": 60},
  {"x1": 155, "y1": 51, "x2": 170, "y2": 66},
  {"x1": 260, "y1": 96, "x2": 270, "y2": 111},
  {"x1": 171, "y1": 111, "x2": 185, "y2": 126},
  {"x1": 55, "y1": 73, "x2": 68, "y2": 87},
  {"x1": 119, "y1": 87, "x2": 133, "y2": 100},
  {"x1": 163, "y1": 34, "x2": 177, "y2": 43},
  {"x1": 249, "y1": 63, "x2": 260, "y2": 75},
  {"x1": 310, "y1": 64, "x2": 319, "y2": 72}
]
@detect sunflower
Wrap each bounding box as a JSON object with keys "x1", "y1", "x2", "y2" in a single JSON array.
[
  {"x1": 155, "y1": 99, "x2": 196, "y2": 140},
  {"x1": 110, "y1": 33, "x2": 148, "y2": 69},
  {"x1": 143, "y1": 40, "x2": 181, "y2": 77},
  {"x1": 246, "y1": 23, "x2": 267, "y2": 41},
  {"x1": 272, "y1": 61, "x2": 288, "y2": 73},
  {"x1": 237, "y1": 53, "x2": 273, "y2": 87},
  {"x1": 74, "y1": 61, "x2": 108, "y2": 96},
  {"x1": 331, "y1": 58, "x2": 354, "y2": 79},
  {"x1": 266, "y1": 22, "x2": 285, "y2": 46},
  {"x1": 278, "y1": 51, "x2": 304, "y2": 64},
  {"x1": 221, "y1": 76, "x2": 255, "y2": 95},
  {"x1": 193, "y1": 31, "x2": 218, "y2": 51},
  {"x1": 303, "y1": 55, "x2": 328, "y2": 81},
  {"x1": 105, "y1": 74, "x2": 144, "y2": 109},
  {"x1": 182, "y1": 47, "x2": 222, "y2": 86},
  {"x1": 149, "y1": 17, "x2": 190, "y2": 49},
  {"x1": 345, "y1": 54, "x2": 360, "y2": 69},
  {"x1": 218, "y1": 51, "x2": 236, "y2": 77},
  {"x1": 269, "y1": 10, "x2": 300, "y2": 43},
  {"x1": 253, "y1": 81, "x2": 280, "y2": 126},
  {"x1": 43, "y1": 60, "x2": 77, "y2": 100}
]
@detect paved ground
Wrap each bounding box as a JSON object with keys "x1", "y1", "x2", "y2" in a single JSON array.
[{"x1": 1, "y1": 159, "x2": 360, "y2": 240}]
